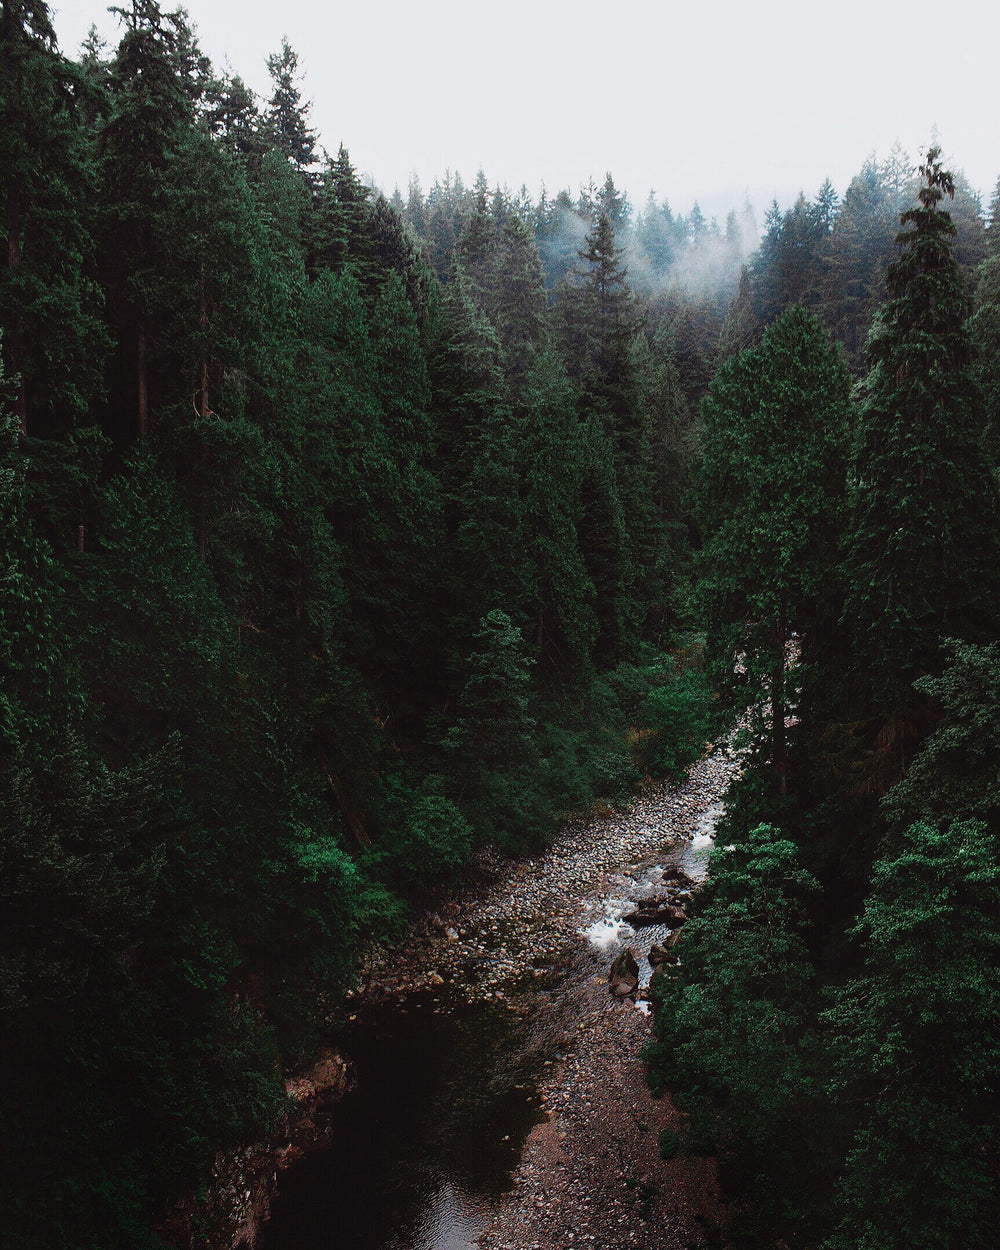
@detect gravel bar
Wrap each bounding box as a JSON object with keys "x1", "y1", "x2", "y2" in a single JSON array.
[{"x1": 351, "y1": 744, "x2": 743, "y2": 1250}]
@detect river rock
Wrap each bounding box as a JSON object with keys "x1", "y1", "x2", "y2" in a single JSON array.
[
  {"x1": 622, "y1": 898, "x2": 687, "y2": 927},
  {"x1": 609, "y1": 947, "x2": 639, "y2": 997},
  {"x1": 648, "y1": 943, "x2": 669, "y2": 967},
  {"x1": 661, "y1": 867, "x2": 694, "y2": 887}
]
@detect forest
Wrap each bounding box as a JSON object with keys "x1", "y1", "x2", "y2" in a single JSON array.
[{"x1": 3, "y1": 1, "x2": 1000, "y2": 1247}]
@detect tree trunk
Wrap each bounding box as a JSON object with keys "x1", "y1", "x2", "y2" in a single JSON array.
[
  {"x1": 6, "y1": 185, "x2": 20, "y2": 270},
  {"x1": 6, "y1": 183, "x2": 27, "y2": 435},
  {"x1": 14, "y1": 380, "x2": 27, "y2": 436},
  {"x1": 771, "y1": 613, "x2": 787, "y2": 797},
  {"x1": 198, "y1": 263, "x2": 209, "y2": 417},
  {"x1": 197, "y1": 265, "x2": 209, "y2": 562},
  {"x1": 137, "y1": 323, "x2": 148, "y2": 438}
]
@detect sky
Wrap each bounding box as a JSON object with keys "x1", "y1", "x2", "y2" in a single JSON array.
[{"x1": 50, "y1": 0, "x2": 998, "y2": 221}]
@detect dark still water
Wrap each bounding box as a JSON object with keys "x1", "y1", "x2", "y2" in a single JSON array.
[{"x1": 261, "y1": 991, "x2": 548, "y2": 1250}]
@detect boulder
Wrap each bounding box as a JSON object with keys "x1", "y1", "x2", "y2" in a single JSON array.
[
  {"x1": 609, "y1": 947, "x2": 640, "y2": 997},
  {"x1": 661, "y1": 866, "x2": 694, "y2": 888},
  {"x1": 623, "y1": 898, "x2": 687, "y2": 927},
  {"x1": 648, "y1": 943, "x2": 669, "y2": 967}
]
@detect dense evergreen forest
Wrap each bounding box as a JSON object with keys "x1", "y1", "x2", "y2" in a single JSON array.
[{"x1": 3, "y1": 1, "x2": 1000, "y2": 1246}]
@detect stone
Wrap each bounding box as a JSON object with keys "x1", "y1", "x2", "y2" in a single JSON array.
[
  {"x1": 622, "y1": 897, "x2": 686, "y2": 927},
  {"x1": 609, "y1": 947, "x2": 640, "y2": 997},
  {"x1": 647, "y1": 943, "x2": 669, "y2": 967}
]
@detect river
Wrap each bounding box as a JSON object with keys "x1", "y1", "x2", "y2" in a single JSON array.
[{"x1": 262, "y1": 749, "x2": 737, "y2": 1250}]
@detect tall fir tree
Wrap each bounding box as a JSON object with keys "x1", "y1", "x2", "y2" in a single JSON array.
[
  {"x1": 696, "y1": 305, "x2": 850, "y2": 796},
  {"x1": 1, "y1": 0, "x2": 106, "y2": 437},
  {"x1": 842, "y1": 148, "x2": 1000, "y2": 753}
]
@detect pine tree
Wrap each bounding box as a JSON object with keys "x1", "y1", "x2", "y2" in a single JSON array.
[
  {"x1": 443, "y1": 609, "x2": 541, "y2": 847},
  {"x1": 818, "y1": 156, "x2": 900, "y2": 367},
  {"x1": 632, "y1": 191, "x2": 676, "y2": 288},
  {"x1": 519, "y1": 350, "x2": 598, "y2": 673},
  {"x1": 843, "y1": 148, "x2": 1000, "y2": 731},
  {"x1": 595, "y1": 171, "x2": 630, "y2": 235},
  {"x1": 646, "y1": 823, "x2": 824, "y2": 1230},
  {"x1": 560, "y1": 209, "x2": 659, "y2": 652},
  {"x1": 263, "y1": 36, "x2": 317, "y2": 180},
  {"x1": 696, "y1": 306, "x2": 850, "y2": 795},
  {"x1": 824, "y1": 818, "x2": 1000, "y2": 1249},
  {"x1": 98, "y1": 0, "x2": 202, "y2": 440},
  {"x1": 0, "y1": 0, "x2": 106, "y2": 436}
]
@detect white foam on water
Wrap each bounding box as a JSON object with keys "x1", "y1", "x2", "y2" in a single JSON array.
[
  {"x1": 684, "y1": 800, "x2": 725, "y2": 881},
  {"x1": 580, "y1": 893, "x2": 638, "y2": 951}
]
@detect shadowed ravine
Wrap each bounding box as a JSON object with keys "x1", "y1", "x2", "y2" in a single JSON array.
[{"x1": 262, "y1": 748, "x2": 738, "y2": 1250}]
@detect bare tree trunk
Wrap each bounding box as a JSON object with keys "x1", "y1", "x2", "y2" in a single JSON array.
[
  {"x1": 6, "y1": 186, "x2": 20, "y2": 270},
  {"x1": 197, "y1": 264, "x2": 209, "y2": 562},
  {"x1": 7, "y1": 184, "x2": 27, "y2": 435},
  {"x1": 198, "y1": 263, "x2": 209, "y2": 418},
  {"x1": 137, "y1": 323, "x2": 148, "y2": 438},
  {"x1": 771, "y1": 611, "x2": 787, "y2": 797},
  {"x1": 198, "y1": 441, "x2": 208, "y2": 563},
  {"x1": 14, "y1": 380, "x2": 27, "y2": 436}
]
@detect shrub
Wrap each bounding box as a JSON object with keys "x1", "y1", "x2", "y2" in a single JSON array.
[{"x1": 638, "y1": 665, "x2": 712, "y2": 779}]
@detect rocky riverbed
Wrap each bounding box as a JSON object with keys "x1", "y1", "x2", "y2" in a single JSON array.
[{"x1": 343, "y1": 742, "x2": 742, "y2": 1250}]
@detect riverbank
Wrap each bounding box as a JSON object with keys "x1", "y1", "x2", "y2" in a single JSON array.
[{"x1": 347, "y1": 743, "x2": 742, "y2": 1250}]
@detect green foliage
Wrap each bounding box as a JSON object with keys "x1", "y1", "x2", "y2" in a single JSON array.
[
  {"x1": 27, "y1": 11, "x2": 1000, "y2": 1248},
  {"x1": 646, "y1": 823, "x2": 828, "y2": 1235},
  {"x1": 637, "y1": 661, "x2": 711, "y2": 780},
  {"x1": 843, "y1": 149, "x2": 1000, "y2": 716},
  {"x1": 658, "y1": 1128, "x2": 682, "y2": 1159},
  {"x1": 444, "y1": 610, "x2": 546, "y2": 848},
  {"x1": 0, "y1": 735, "x2": 169, "y2": 1012},
  {"x1": 696, "y1": 305, "x2": 849, "y2": 794},
  {"x1": 648, "y1": 150, "x2": 1000, "y2": 1247},
  {"x1": 398, "y1": 794, "x2": 474, "y2": 883},
  {"x1": 372, "y1": 777, "x2": 474, "y2": 893},
  {"x1": 883, "y1": 639, "x2": 1000, "y2": 837},
  {"x1": 823, "y1": 819, "x2": 1000, "y2": 1249},
  {"x1": 0, "y1": 1, "x2": 107, "y2": 436}
]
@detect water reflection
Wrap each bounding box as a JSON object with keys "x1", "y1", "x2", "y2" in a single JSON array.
[{"x1": 262, "y1": 994, "x2": 543, "y2": 1250}]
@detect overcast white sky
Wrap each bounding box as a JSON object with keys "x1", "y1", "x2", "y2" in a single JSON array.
[{"x1": 51, "y1": 0, "x2": 998, "y2": 220}]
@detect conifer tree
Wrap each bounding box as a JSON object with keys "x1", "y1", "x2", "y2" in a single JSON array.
[
  {"x1": 1, "y1": 0, "x2": 106, "y2": 436},
  {"x1": 696, "y1": 306, "x2": 850, "y2": 795},
  {"x1": 824, "y1": 818, "x2": 1000, "y2": 1249},
  {"x1": 264, "y1": 36, "x2": 317, "y2": 180},
  {"x1": 646, "y1": 824, "x2": 824, "y2": 1230},
  {"x1": 557, "y1": 209, "x2": 657, "y2": 653},
  {"x1": 843, "y1": 148, "x2": 1000, "y2": 734},
  {"x1": 98, "y1": 0, "x2": 202, "y2": 440},
  {"x1": 817, "y1": 155, "x2": 906, "y2": 368},
  {"x1": 632, "y1": 191, "x2": 677, "y2": 286}
]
